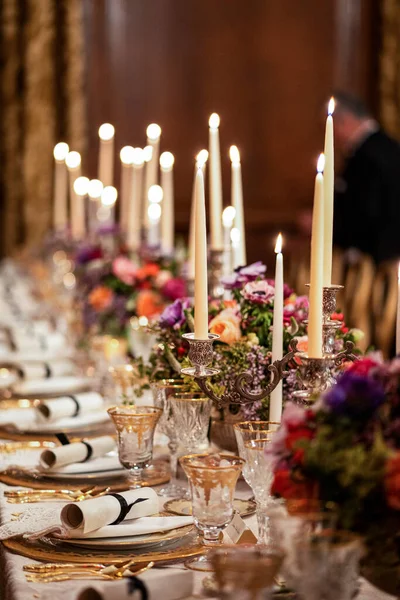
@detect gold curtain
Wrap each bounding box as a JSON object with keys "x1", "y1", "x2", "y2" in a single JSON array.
[
  {"x1": 0, "y1": 0, "x2": 87, "y2": 256},
  {"x1": 380, "y1": 0, "x2": 400, "y2": 139}
]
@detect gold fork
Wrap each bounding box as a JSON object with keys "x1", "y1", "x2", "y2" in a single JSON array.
[
  {"x1": 6, "y1": 486, "x2": 110, "y2": 503},
  {"x1": 25, "y1": 560, "x2": 153, "y2": 582}
]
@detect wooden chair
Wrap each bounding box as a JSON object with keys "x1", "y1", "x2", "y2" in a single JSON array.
[
  {"x1": 342, "y1": 251, "x2": 375, "y2": 353},
  {"x1": 372, "y1": 260, "x2": 398, "y2": 358}
]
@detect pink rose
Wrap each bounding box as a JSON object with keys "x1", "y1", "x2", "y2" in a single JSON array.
[
  {"x1": 209, "y1": 308, "x2": 241, "y2": 345},
  {"x1": 161, "y1": 277, "x2": 187, "y2": 301},
  {"x1": 112, "y1": 257, "x2": 137, "y2": 285}
]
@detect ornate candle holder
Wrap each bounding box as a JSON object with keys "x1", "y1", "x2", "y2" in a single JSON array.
[
  {"x1": 209, "y1": 249, "x2": 225, "y2": 300},
  {"x1": 181, "y1": 333, "x2": 297, "y2": 409},
  {"x1": 323, "y1": 285, "x2": 344, "y2": 322}
]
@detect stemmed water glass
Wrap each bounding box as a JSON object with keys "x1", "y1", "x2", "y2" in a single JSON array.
[
  {"x1": 244, "y1": 438, "x2": 276, "y2": 545},
  {"x1": 170, "y1": 392, "x2": 212, "y2": 452},
  {"x1": 234, "y1": 421, "x2": 279, "y2": 483},
  {"x1": 180, "y1": 453, "x2": 244, "y2": 572},
  {"x1": 152, "y1": 379, "x2": 189, "y2": 497},
  {"x1": 108, "y1": 405, "x2": 162, "y2": 488}
]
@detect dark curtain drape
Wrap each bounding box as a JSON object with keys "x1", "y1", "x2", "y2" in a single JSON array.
[
  {"x1": 380, "y1": 0, "x2": 400, "y2": 139},
  {"x1": 0, "y1": 0, "x2": 87, "y2": 256}
]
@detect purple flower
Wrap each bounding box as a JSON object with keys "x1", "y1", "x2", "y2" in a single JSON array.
[
  {"x1": 241, "y1": 280, "x2": 275, "y2": 304},
  {"x1": 222, "y1": 261, "x2": 267, "y2": 289},
  {"x1": 266, "y1": 279, "x2": 294, "y2": 300},
  {"x1": 159, "y1": 298, "x2": 191, "y2": 328},
  {"x1": 75, "y1": 245, "x2": 103, "y2": 265},
  {"x1": 323, "y1": 371, "x2": 385, "y2": 419}
]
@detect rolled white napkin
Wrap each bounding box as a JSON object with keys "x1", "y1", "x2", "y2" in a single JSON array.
[
  {"x1": 77, "y1": 569, "x2": 194, "y2": 600},
  {"x1": 13, "y1": 376, "x2": 90, "y2": 396},
  {"x1": 61, "y1": 488, "x2": 160, "y2": 535},
  {"x1": 36, "y1": 392, "x2": 104, "y2": 421},
  {"x1": 7, "y1": 359, "x2": 75, "y2": 380},
  {"x1": 11, "y1": 331, "x2": 66, "y2": 352},
  {"x1": 39, "y1": 436, "x2": 116, "y2": 470},
  {"x1": 66, "y1": 515, "x2": 194, "y2": 540},
  {"x1": 48, "y1": 455, "x2": 122, "y2": 475}
]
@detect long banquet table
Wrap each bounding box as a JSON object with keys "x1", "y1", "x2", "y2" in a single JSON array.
[{"x1": 0, "y1": 449, "x2": 395, "y2": 600}]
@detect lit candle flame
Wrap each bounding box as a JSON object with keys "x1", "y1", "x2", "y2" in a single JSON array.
[
  {"x1": 229, "y1": 145, "x2": 240, "y2": 164},
  {"x1": 53, "y1": 142, "x2": 69, "y2": 161},
  {"x1": 73, "y1": 176, "x2": 89, "y2": 196},
  {"x1": 275, "y1": 233, "x2": 283, "y2": 254},
  {"x1": 209, "y1": 113, "x2": 220, "y2": 129},
  {"x1": 148, "y1": 184, "x2": 163, "y2": 203},
  {"x1": 148, "y1": 202, "x2": 161, "y2": 222},
  {"x1": 222, "y1": 205, "x2": 236, "y2": 227},
  {"x1": 88, "y1": 179, "x2": 103, "y2": 199},
  {"x1": 98, "y1": 123, "x2": 115, "y2": 141},
  {"x1": 132, "y1": 147, "x2": 144, "y2": 166},
  {"x1": 143, "y1": 145, "x2": 153, "y2": 163},
  {"x1": 120, "y1": 146, "x2": 135, "y2": 165},
  {"x1": 317, "y1": 153, "x2": 325, "y2": 173},
  {"x1": 146, "y1": 123, "x2": 162, "y2": 140},
  {"x1": 196, "y1": 149, "x2": 209, "y2": 167},
  {"x1": 65, "y1": 151, "x2": 81, "y2": 170},
  {"x1": 101, "y1": 186, "x2": 118, "y2": 206},
  {"x1": 159, "y1": 151, "x2": 175, "y2": 170},
  {"x1": 328, "y1": 97, "x2": 335, "y2": 116},
  {"x1": 230, "y1": 227, "x2": 240, "y2": 245}
]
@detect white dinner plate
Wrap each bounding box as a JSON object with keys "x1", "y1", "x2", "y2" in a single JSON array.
[{"x1": 62, "y1": 524, "x2": 194, "y2": 549}]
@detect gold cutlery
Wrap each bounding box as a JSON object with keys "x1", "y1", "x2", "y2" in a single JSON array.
[
  {"x1": 6, "y1": 486, "x2": 111, "y2": 503},
  {"x1": 0, "y1": 440, "x2": 56, "y2": 453},
  {"x1": 24, "y1": 560, "x2": 153, "y2": 582}
]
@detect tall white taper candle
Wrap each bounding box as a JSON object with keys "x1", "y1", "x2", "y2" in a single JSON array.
[
  {"x1": 396, "y1": 263, "x2": 400, "y2": 355},
  {"x1": 194, "y1": 168, "x2": 209, "y2": 339},
  {"x1": 208, "y1": 114, "x2": 223, "y2": 250},
  {"x1": 98, "y1": 124, "x2": 115, "y2": 187},
  {"x1": 160, "y1": 151, "x2": 175, "y2": 255},
  {"x1": 188, "y1": 150, "x2": 208, "y2": 280},
  {"x1": 229, "y1": 145, "x2": 247, "y2": 266},
  {"x1": 269, "y1": 233, "x2": 284, "y2": 422},
  {"x1": 53, "y1": 142, "x2": 69, "y2": 230},
  {"x1": 323, "y1": 98, "x2": 335, "y2": 286},
  {"x1": 128, "y1": 148, "x2": 144, "y2": 251},
  {"x1": 119, "y1": 146, "x2": 135, "y2": 233},
  {"x1": 308, "y1": 154, "x2": 325, "y2": 358},
  {"x1": 72, "y1": 176, "x2": 89, "y2": 239}
]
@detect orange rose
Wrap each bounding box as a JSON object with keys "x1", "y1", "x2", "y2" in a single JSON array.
[
  {"x1": 136, "y1": 290, "x2": 164, "y2": 319},
  {"x1": 385, "y1": 453, "x2": 400, "y2": 510},
  {"x1": 209, "y1": 308, "x2": 241, "y2": 345},
  {"x1": 136, "y1": 262, "x2": 160, "y2": 281},
  {"x1": 88, "y1": 286, "x2": 113, "y2": 311}
]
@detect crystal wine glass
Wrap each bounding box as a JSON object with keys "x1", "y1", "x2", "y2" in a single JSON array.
[
  {"x1": 180, "y1": 453, "x2": 244, "y2": 572},
  {"x1": 152, "y1": 379, "x2": 189, "y2": 497},
  {"x1": 234, "y1": 421, "x2": 279, "y2": 482},
  {"x1": 170, "y1": 392, "x2": 212, "y2": 452},
  {"x1": 107, "y1": 405, "x2": 162, "y2": 488},
  {"x1": 244, "y1": 437, "x2": 276, "y2": 545}
]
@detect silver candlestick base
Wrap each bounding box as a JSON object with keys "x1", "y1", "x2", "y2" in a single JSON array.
[
  {"x1": 323, "y1": 285, "x2": 344, "y2": 322},
  {"x1": 209, "y1": 249, "x2": 225, "y2": 300},
  {"x1": 181, "y1": 333, "x2": 297, "y2": 409},
  {"x1": 292, "y1": 354, "x2": 336, "y2": 405}
]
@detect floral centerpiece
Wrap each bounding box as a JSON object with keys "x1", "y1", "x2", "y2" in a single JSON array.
[
  {"x1": 75, "y1": 246, "x2": 186, "y2": 338},
  {"x1": 144, "y1": 262, "x2": 360, "y2": 421},
  {"x1": 269, "y1": 356, "x2": 400, "y2": 595}
]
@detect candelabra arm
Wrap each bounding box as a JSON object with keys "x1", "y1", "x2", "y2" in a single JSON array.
[
  {"x1": 194, "y1": 377, "x2": 243, "y2": 410},
  {"x1": 334, "y1": 340, "x2": 358, "y2": 367}
]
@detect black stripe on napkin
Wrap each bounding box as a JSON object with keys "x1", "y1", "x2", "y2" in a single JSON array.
[
  {"x1": 44, "y1": 363, "x2": 52, "y2": 378},
  {"x1": 128, "y1": 576, "x2": 148, "y2": 599},
  {"x1": 55, "y1": 433, "x2": 70, "y2": 446},
  {"x1": 109, "y1": 493, "x2": 148, "y2": 525},
  {"x1": 80, "y1": 441, "x2": 93, "y2": 462},
  {"x1": 66, "y1": 395, "x2": 80, "y2": 417}
]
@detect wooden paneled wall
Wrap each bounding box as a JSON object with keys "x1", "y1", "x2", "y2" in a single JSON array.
[{"x1": 82, "y1": 0, "x2": 378, "y2": 266}]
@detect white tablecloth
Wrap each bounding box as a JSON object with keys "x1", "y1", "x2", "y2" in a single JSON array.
[{"x1": 0, "y1": 448, "x2": 395, "y2": 600}]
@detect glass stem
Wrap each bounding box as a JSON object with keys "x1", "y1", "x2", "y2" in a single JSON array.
[
  {"x1": 130, "y1": 468, "x2": 143, "y2": 489},
  {"x1": 256, "y1": 503, "x2": 270, "y2": 545},
  {"x1": 168, "y1": 441, "x2": 179, "y2": 483}
]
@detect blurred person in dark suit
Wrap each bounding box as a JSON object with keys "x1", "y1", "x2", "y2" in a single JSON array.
[{"x1": 333, "y1": 91, "x2": 400, "y2": 264}]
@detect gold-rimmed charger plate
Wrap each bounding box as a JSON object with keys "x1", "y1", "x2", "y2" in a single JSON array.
[
  {"x1": 0, "y1": 460, "x2": 170, "y2": 490},
  {"x1": 62, "y1": 524, "x2": 194, "y2": 549},
  {"x1": 3, "y1": 531, "x2": 204, "y2": 565},
  {"x1": 0, "y1": 419, "x2": 115, "y2": 442},
  {"x1": 164, "y1": 498, "x2": 256, "y2": 518}
]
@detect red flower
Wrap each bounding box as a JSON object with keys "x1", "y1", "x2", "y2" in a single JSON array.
[
  {"x1": 271, "y1": 469, "x2": 319, "y2": 506},
  {"x1": 385, "y1": 453, "x2": 400, "y2": 511},
  {"x1": 177, "y1": 346, "x2": 186, "y2": 357},
  {"x1": 331, "y1": 312, "x2": 344, "y2": 321},
  {"x1": 285, "y1": 426, "x2": 314, "y2": 453},
  {"x1": 347, "y1": 357, "x2": 379, "y2": 377}
]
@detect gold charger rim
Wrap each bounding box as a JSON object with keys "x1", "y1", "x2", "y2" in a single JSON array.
[
  {"x1": 2, "y1": 533, "x2": 204, "y2": 565},
  {"x1": 0, "y1": 420, "x2": 115, "y2": 442},
  {"x1": 164, "y1": 497, "x2": 256, "y2": 518},
  {"x1": 62, "y1": 524, "x2": 194, "y2": 548},
  {"x1": 0, "y1": 460, "x2": 170, "y2": 490}
]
